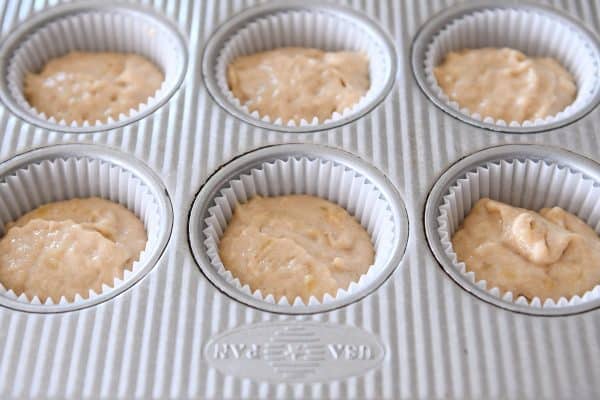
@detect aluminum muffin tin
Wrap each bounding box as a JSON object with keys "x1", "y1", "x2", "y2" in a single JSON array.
[{"x1": 0, "y1": 0, "x2": 599, "y2": 399}]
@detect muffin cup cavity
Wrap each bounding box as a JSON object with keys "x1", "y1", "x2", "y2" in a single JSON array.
[
  {"x1": 189, "y1": 144, "x2": 408, "y2": 314},
  {"x1": 412, "y1": 1, "x2": 600, "y2": 133},
  {"x1": 0, "y1": 144, "x2": 173, "y2": 313},
  {"x1": 202, "y1": 1, "x2": 397, "y2": 133},
  {"x1": 0, "y1": 2, "x2": 187, "y2": 133},
  {"x1": 425, "y1": 145, "x2": 600, "y2": 316}
]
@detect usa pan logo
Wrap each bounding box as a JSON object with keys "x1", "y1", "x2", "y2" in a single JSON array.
[{"x1": 204, "y1": 322, "x2": 385, "y2": 382}]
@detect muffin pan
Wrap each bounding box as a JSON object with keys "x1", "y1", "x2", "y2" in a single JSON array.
[
  {"x1": 411, "y1": 0, "x2": 600, "y2": 133},
  {"x1": 0, "y1": 2, "x2": 188, "y2": 133},
  {"x1": 0, "y1": 0, "x2": 599, "y2": 399}
]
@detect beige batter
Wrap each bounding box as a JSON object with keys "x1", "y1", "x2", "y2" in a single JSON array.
[
  {"x1": 218, "y1": 195, "x2": 374, "y2": 302},
  {"x1": 24, "y1": 51, "x2": 164, "y2": 124},
  {"x1": 0, "y1": 198, "x2": 147, "y2": 302},
  {"x1": 452, "y1": 198, "x2": 600, "y2": 301},
  {"x1": 227, "y1": 47, "x2": 370, "y2": 123},
  {"x1": 434, "y1": 48, "x2": 576, "y2": 123}
]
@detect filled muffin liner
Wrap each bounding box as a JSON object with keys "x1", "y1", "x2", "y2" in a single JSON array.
[
  {"x1": 213, "y1": 7, "x2": 394, "y2": 129},
  {"x1": 0, "y1": 153, "x2": 164, "y2": 309},
  {"x1": 202, "y1": 156, "x2": 397, "y2": 309},
  {"x1": 424, "y1": 7, "x2": 600, "y2": 129},
  {"x1": 437, "y1": 157, "x2": 600, "y2": 309},
  {"x1": 2, "y1": 3, "x2": 187, "y2": 132}
]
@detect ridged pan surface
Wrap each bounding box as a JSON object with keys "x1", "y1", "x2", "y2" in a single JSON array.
[{"x1": 0, "y1": 1, "x2": 599, "y2": 399}]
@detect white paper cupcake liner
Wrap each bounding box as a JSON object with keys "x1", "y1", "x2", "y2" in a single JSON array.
[
  {"x1": 0, "y1": 145, "x2": 172, "y2": 313},
  {"x1": 204, "y1": 157, "x2": 395, "y2": 306},
  {"x1": 189, "y1": 144, "x2": 408, "y2": 314},
  {"x1": 0, "y1": 2, "x2": 187, "y2": 133},
  {"x1": 203, "y1": 2, "x2": 396, "y2": 132},
  {"x1": 436, "y1": 153, "x2": 600, "y2": 311},
  {"x1": 412, "y1": 3, "x2": 600, "y2": 133}
]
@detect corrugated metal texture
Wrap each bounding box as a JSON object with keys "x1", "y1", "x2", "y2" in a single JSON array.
[{"x1": 0, "y1": 0, "x2": 597, "y2": 399}]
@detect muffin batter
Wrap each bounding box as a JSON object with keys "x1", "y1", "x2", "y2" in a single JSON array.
[
  {"x1": 24, "y1": 51, "x2": 164, "y2": 124},
  {"x1": 0, "y1": 198, "x2": 147, "y2": 302},
  {"x1": 227, "y1": 47, "x2": 370, "y2": 123},
  {"x1": 452, "y1": 198, "x2": 600, "y2": 301},
  {"x1": 434, "y1": 48, "x2": 576, "y2": 123},
  {"x1": 218, "y1": 195, "x2": 374, "y2": 302}
]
